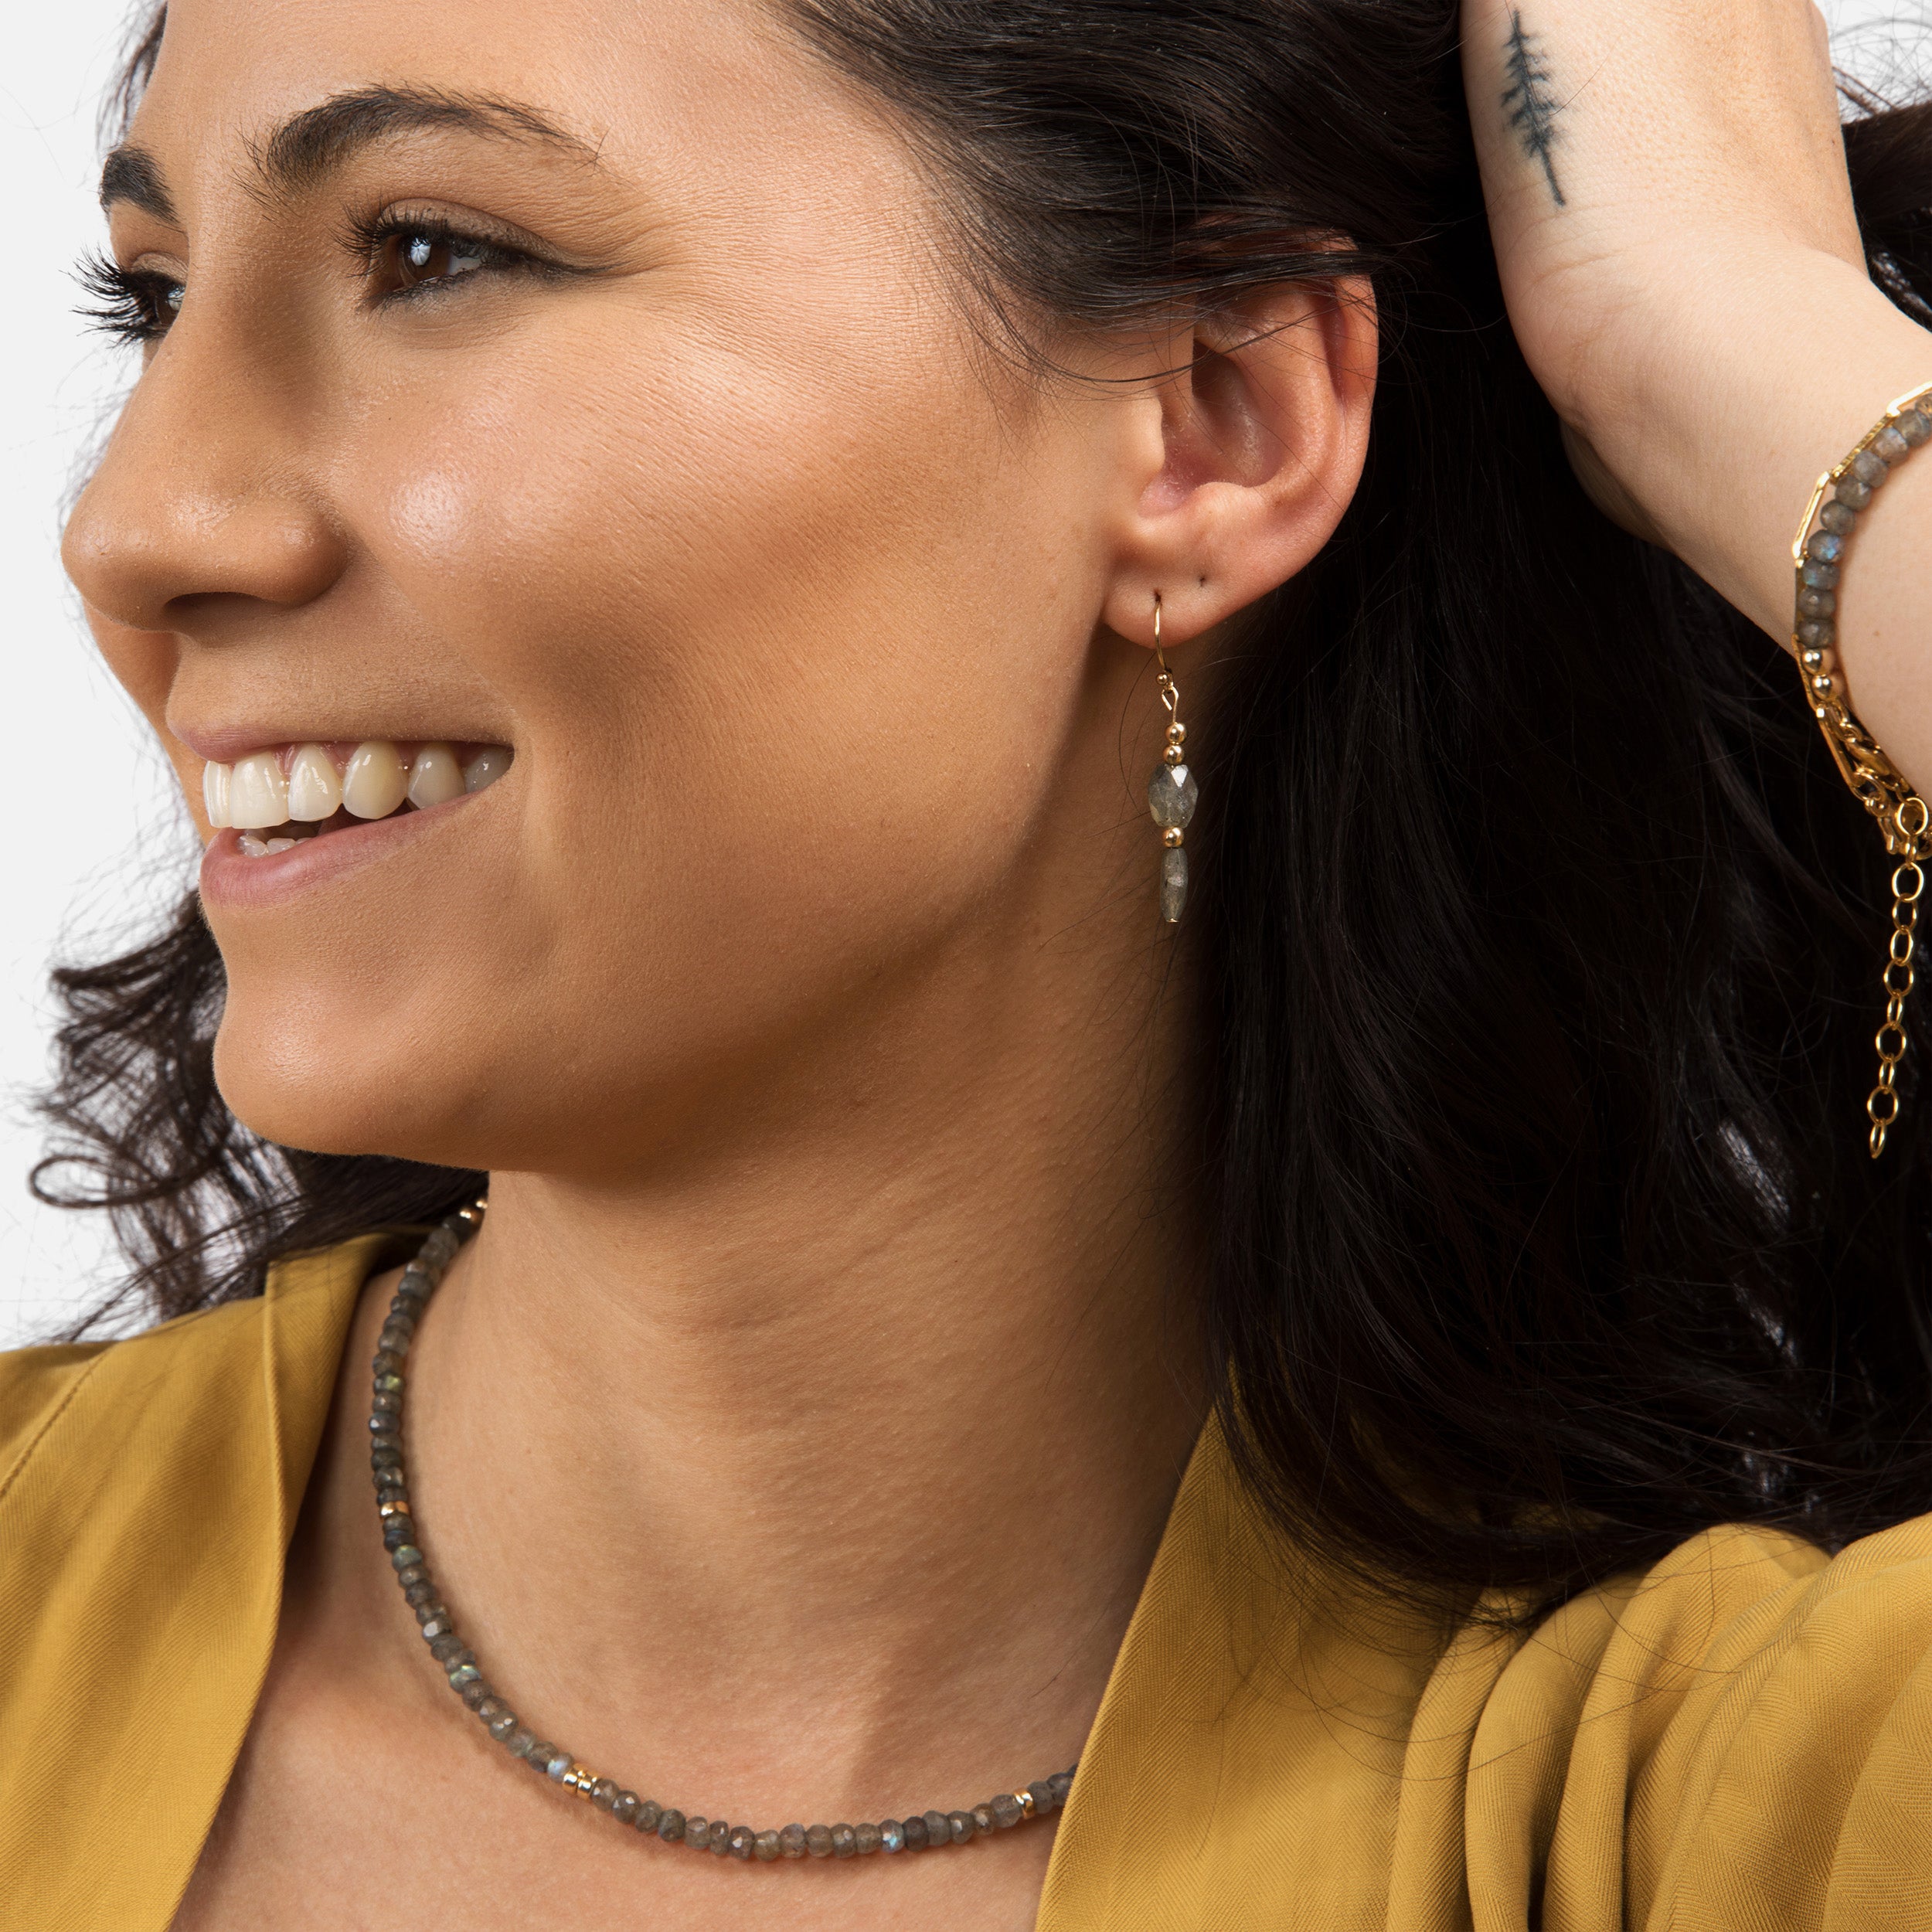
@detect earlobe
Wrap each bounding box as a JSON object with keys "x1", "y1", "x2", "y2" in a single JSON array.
[{"x1": 1102, "y1": 274, "x2": 1378, "y2": 648}]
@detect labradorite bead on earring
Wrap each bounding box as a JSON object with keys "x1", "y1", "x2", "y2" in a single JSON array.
[
  {"x1": 1147, "y1": 761, "x2": 1197, "y2": 831},
  {"x1": 1148, "y1": 757, "x2": 1197, "y2": 926}
]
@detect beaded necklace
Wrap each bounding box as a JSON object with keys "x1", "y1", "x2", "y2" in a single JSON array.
[{"x1": 370, "y1": 1198, "x2": 1077, "y2": 1862}]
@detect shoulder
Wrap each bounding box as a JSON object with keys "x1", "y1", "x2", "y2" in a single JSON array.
[
  {"x1": 0, "y1": 1235, "x2": 392, "y2": 1566},
  {"x1": 1, "y1": 1291, "x2": 257, "y2": 1453},
  {"x1": 0, "y1": 1294, "x2": 274, "y2": 1560},
  {"x1": 0, "y1": 1236, "x2": 389, "y2": 1917},
  {"x1": 0, "y1": 1331, "x2": 113, "y2": 1488},
  {"x1": 1458, "y1": 1517, "x2": 1932, "y2": 1929},
  {"x1": 0, "y1": 1270, "x2": 312, "y2": 1666}
]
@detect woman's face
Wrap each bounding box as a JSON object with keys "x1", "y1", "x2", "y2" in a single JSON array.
[{"x1": 64, "y1": 0, "x2": 1167, "y2": 1172}]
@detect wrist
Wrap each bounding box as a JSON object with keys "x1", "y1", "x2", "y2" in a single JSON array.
[{"x1": 1561, "y1": 249, "x2": 1932, "y2": 639}]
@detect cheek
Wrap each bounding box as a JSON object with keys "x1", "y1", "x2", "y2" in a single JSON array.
[
  {"x1": 218, "y1": 301, "x2": 1099, "y2": 1165},
  {"x1": 386, "y1": 464, "x2": 471, "y2": 557},
  {"x1": 362, "y1": 312, "x2": 1065, "y2": 900},
  {"x1": 87, "y1": 617, "x2": 209, "y2": 818},
  {"x1": 88, "y1": 616, "x2": 179, "y2": 735}
]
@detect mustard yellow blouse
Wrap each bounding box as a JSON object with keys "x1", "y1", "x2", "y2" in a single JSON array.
[{"x1": 5, "y1": 1234, "x2": 1932, "y2": 1928}]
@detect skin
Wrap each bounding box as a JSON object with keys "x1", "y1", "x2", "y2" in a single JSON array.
[
  {"x1": 60, "y1": 0, "x2": 1374, "y2": 1924},
  {"x1": 59, "y1": 0, "x2": 1927, "y2": 1922},
  {"x1": 1461, "y1": 0, "x2": 1932, "y2": 791}
]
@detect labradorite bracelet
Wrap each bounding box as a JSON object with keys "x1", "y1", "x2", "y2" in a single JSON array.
[
  {"x1": 371, "y1": 1199, "x2": 1077, "y2": 1862},
  {"x1": 1790, "y1": 381, "x2": 1932, "y2": 1158}
]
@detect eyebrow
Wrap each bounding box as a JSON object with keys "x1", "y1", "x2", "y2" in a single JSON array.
[
  {"x1": 100, "y1": 84, "x2": 600, "y2": 219},
  {"x1": 99, "y1": 145, "x2": 176, "y2": 220}
]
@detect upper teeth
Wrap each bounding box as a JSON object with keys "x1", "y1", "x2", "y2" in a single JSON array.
[
  {"x1": 287, "y1": 744, "x2": 340, "y2": 821},
  {"x1": 201, "y1": 741, "x2": 509, "y2": 831}
]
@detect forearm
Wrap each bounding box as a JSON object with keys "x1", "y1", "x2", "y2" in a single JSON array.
[
  {"x1": 1459, "y1": 0, "x2": 1932, "y2": 789},
  {"x1": 1589, "y1": 254, "x2": 1932, "y2": 789}
]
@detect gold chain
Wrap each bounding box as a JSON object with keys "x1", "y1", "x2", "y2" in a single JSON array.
[
  {"x1": 1790, "y1": 379, "x2": 1932, "y2": 1156},
  {"x1": 1804, "y1": 693, "x2": 1928, "y2": 1156},
  {"x1": 1871, "y1": 822, "x2": 1927, "y2": 1155}
]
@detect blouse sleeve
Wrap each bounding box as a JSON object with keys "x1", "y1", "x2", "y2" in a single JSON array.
[{"x1": 1451, "y1": 1515, "x2": 1932, "y2": 1930}]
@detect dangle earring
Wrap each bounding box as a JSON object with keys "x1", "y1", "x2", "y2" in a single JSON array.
[{"x1": 1145, "y1": 594, "x2": 1197, "y2": 924}]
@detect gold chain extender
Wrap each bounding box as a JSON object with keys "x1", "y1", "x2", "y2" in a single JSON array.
[{"x1": 1791, "y1": 380, "x2": 1932, "y2": 1156}]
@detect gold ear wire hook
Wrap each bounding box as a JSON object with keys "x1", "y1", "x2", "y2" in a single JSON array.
[{"x1": 1153, "y1": 593, "x2": 1179, "y2": 719}]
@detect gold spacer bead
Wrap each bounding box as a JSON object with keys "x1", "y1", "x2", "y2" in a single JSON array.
[
  {"x1": 1162, "y1": 828, "x2": 1185, "y2": 849},
  {"x1": 1163, "y1": 743, "x2": 1185, "y2": 766},
  {"x1": 1167, "y1": 721, "x2": 1186, "y2": 745},
  {"x1": 1015, "y1": 1789, "x2": 1036, "y2": 1819},
  {"x1": 564, "y1": 1763, "x2": 597, "y2": 1798}
]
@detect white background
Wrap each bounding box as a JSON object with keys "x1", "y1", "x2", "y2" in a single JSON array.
[{"x1": 0, "y1": 0, "x2": 1923, "y2": 1345}]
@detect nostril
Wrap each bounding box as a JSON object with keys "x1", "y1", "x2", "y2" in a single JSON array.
[
  {"x1": 66, "y1": 494, "x2": 351, "y2": 634},
  {"x1": 60, "y1": 359, "x2": 351, "y2": 631}
]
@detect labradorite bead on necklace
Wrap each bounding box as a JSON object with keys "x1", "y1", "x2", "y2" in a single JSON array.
[{"x1": 371, "y1": 1199, "x2": 1077, "y2": 1862}]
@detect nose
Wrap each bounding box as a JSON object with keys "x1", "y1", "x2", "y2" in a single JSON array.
[{"x1": 63, "y1": 326, "x2": 349, "y2": 635}]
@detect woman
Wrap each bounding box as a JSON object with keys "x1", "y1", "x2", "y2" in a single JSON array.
[{"x1": 8, "y1": 0, "x2": 1932, "y2": 1921}]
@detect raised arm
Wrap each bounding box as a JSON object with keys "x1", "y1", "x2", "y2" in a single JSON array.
[{"x1": 1461, "y1": 0, "x2": 1932, "y2": 791}]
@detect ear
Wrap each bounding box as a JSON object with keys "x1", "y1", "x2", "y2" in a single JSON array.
[{"x1": 1101, "y1": 275, "x2": 1378, "y2": 648}]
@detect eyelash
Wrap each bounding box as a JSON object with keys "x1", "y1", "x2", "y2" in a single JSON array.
[
  {"x1": 343, "y1": 210, "x2": 541, "y2": 302},
  {"x1": 77, "y1": 250, "x2": 182, "y2": 348},
  {"x1": 76, "y1": 215, "x2": 542, "y2": 348}
]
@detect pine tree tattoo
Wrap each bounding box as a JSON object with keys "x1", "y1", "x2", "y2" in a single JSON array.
[{"x1": 1501, "y1": 11, "x2": 1566, "y2": 208}]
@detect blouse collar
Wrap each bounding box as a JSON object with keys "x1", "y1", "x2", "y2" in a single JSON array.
[{"x1": 1, "y1": 1233, "x2": 1447, "y2": 1927}]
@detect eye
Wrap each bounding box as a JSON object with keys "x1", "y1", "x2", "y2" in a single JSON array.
[
  {"x1": 76, "y1": 251, "x2": 185, "y2": 348},
  {"x1": 365, "y1": 219, "x2": 520, "y2": 299}
]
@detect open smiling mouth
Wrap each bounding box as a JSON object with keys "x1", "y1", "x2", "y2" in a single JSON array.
[{"x1": 202, "y1": 740, "x2": 512, "y2": 855}]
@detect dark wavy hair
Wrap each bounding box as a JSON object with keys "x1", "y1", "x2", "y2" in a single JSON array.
[{"x1": 39, "y1": 0, "x2": 1932, "y2": 1618}]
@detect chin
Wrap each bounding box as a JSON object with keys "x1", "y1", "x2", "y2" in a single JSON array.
[{"x1": 210, "y1": 1007, "x2": 476, "y2": 1166}]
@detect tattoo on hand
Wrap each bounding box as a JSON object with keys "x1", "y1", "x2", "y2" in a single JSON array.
[{"x1": 1502, "y1": 11, "x2": 1566, "y2": 208}]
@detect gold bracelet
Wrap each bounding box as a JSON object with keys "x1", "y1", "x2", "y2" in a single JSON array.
[{"x1": 1791, "y1": 381, "x2": 1932, "y2": 1157}]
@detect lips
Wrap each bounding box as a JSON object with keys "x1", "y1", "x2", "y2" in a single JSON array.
[{"x1": 199, "y1": 740, "x2": 512, "y2": 855}]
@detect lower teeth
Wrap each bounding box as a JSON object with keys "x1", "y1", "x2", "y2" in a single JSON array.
[{"x1": 236, "y1": 818, "x2": 334, "y2": 859}]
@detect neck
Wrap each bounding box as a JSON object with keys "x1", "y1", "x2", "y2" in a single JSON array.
[{"x1": 374, "y1": 876, "x2": 1207, "y2": 1818}]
